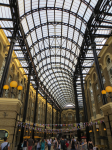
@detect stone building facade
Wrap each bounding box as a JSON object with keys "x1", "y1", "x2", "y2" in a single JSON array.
[
  {"x1": 85, "y1": 36, "x2": 112, "y2": 149},
  {"x1": 0, "y1": 29, "x2": 57, "y2": 148}
]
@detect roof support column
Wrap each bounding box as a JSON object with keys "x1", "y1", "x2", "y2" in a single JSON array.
[
  {"x1": 91, "y1": 42, "x2": 107, "y2": 105},
  {"x1": 74, "y1": 77, "x2": 81, "y2": 140},
  {"x1": 44, "y1": 96, "x2": 47, "y2": 139},
  {"x1": 0, "y1": 31, "x2": 17, "y2": 97},
  {"x1": 79, "y1": 63, "x2": 90, "y2": 143},
  {"x1": 57, "y1": 110, "x2": 58, "y2": 125},
  {"x1": 59, "y1": 111, "x2": 61, "y2": 125},
  {"x1": 32, "y1": 85, "x2": 38, "y2": 139},
  {"x1": 52, "y1": 102, "x2": 53, "y2": 137},
  {"x1": 18, "y1": 67, "x2": 31, "y2": 150}
]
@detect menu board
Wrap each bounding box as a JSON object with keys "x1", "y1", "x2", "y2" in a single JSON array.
[{"x1": 0, "y1": 130, "x2": 9, "y2": 141}]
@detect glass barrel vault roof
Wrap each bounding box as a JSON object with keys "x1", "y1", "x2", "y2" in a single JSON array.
[{"x1": 0, "y1": 0, "x2": 112, "y2": 109}]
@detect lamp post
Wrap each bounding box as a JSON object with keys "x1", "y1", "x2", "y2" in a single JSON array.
[
  {"x1": 101, "y1": 86, "x2": 112, "y2": 137},
  {"x1": 3, "y1": 81, "x2": 23, "y2": 98},
  {"x1": 101, "y1": 86, "x2": 112, "y2": 101}
]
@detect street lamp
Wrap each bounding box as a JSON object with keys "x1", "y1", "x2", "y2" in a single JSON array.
[
  {"x1": 3, "y1": 85, "x2": 9, "y2": 90},
  {"x1": 3, "y1": 81, "x2": 23, "y2": 98},
  {"x1": 101, "y1": 86, "x2": 112, "y2": 101}
]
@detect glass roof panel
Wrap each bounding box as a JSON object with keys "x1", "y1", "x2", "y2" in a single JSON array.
[{"x1": 2, "y1": 0, "x2": 111, "y2": 109}]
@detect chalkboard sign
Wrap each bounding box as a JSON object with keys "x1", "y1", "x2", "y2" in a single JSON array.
[{"x1": 0, "y1": 130, "x2": 9, "y2": 141}]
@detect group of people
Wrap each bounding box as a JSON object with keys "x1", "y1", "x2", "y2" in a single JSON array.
[
  {"x1": 70, "y1": 137, "x2": 94, "y2": 150},
  {"x1": 0, "y1": 136, "x2": 94, "y2": 150},
  {"x1": 22, "y1": 138, "x2": 46, "y2": 150},
  {"x1": 52, "y1": 136, "x2": 94, "y2": 150}
]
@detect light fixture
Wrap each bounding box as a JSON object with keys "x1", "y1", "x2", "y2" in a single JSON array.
[
  {"x1": 3, "y1": 85, "x2": 9, "y2": 90},
  {"x1": 101, "y1": 86, "x2": 112, "y2": 101},
  {"x1": 17, "y1": 85, "x2": 23, "y2": 91},
  {"x1": 3, "y1": 81, "x2": 23, "y2": 99},
  {"x1": 104, "y1": 128, "x2": 106, "y2": 131},
  {"x1": 101, "y1": 90, "x2": 106, "y2": 95},
  {"x1": 96, "y1": 129, "x2": 99, "y2": 131},
  {"x1": 10, "y1": 81, "x2": 18, "y2": 88},
  {"x1": 89, "y1": 130, "x2": 92, "y2": 133},
  {"x1": 105, "y1": 86, "x2": 112, "y2": 93}
]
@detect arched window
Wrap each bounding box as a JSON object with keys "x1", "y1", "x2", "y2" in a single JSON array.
[
  {"x1": 38, "y1": 102, "x2": 40, "y2": 114},
  {"x1": 100, "y1": 109, "x2": 103, "y2": 116},
  {"x1": 17, "y1": 72, "x2": 19, "y2": 83},
  {"x1": 110, "y1": 67, "x2": 112, "y2": 76},
  {"x1": 0, "y1": 42, "x2": 2, "y2": 53},
  {"x1": 102, "y1": 76, "x2": 105, "y2": 84},
  {"x1": 93, "y1": 73, "x2": 96, "y2": 81},
  {"x1": 95, "y1": 83, "x2": 99, "y2": 90},
  {"x1": 106, "y1": 55, "x2": 111, "y2": 66},
  {"x1": 0, "y1": 56, "x2": 6, "y2": 81},
  {"x1": 89, "y1": 80, "x2": 91, "y2": 86},
  {"x1": 80, "y1": 114, "x2": 82, "y2": 121},
  {"x1": 68, "y1": 113, "x2": 72, "y2": 120},
  {"x1": 8, "y1": 75, "x2": 12, "y2": 83},
  {"x1": 18, "y1": 91, "x2": 21, "y2": 100},
  {"x1": 99, "y1": 65, "x2": 103, "y2": 74},
  {"x1": 5, "y1": 89, "x2": 9, "y2": 98},
  {"x1": 63, "y1": 114, "x2": 66, "y2": 120},
  {"x1": 97, "y1": 94, "x2": 100, "y2": 103},
  {"x1": 11, "y1": 64, "x2": 15, "y2": 79}
]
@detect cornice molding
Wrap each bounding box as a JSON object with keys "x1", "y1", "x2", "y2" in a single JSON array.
[
  {"x1": 90, "y1": 114, "x2": 104, "y2": 122},
  {"x1": 0, "y1": 98, "x2": 22, "y2": 107},
  {"x1": 100, "y1": 102, "x2": 112, "y2": 112}
]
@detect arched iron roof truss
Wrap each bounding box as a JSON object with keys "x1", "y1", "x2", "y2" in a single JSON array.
[{"x1": 0, "y1": 0, "x2": 112, "y2": 109}]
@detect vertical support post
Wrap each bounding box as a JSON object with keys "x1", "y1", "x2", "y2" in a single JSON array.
[
  {"x1": 79, "y1": 63, "x2": 90, "y2": 143},
  {"x1": 91, "y1": 42, "x2": 107, "y2": 105},
  {"x1": 58, "y1": 111, "x2": 62, "y2": 138},
  {"x1": 18, "y1": 67, "x2": 31, "y2": 150},
  {"x1": 44, "y1": 96, "x2": 47, "y2": 139},
  {"x1": 56, "y1": 110, "x2": 58, "y2": 129},
  {"x1": 52, "y1": 102, "x2": 53, "y2": 137},
  {"x1": 86, "y1": 82, "x2": 95, "y2": 145},
  {"x1": 0, "y1": 32, "x2": 17, "y2": 97},
  {"x1": 57, "y1": 110, "x2": 58, "y2": 125},
  {"x1": 74, "y1": 77, "x2": 81, "y2": 140},
  {"x1": 32, "y1": 86, "x2": 38, "y2": 139},
  {"x1": 60, "y1": 111, "x2": 61, "y2": 125}
]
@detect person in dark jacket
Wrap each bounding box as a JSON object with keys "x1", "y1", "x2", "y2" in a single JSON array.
[
  {"x1": 23, "y1": 139, "x2": 27, "y2": 150},
  {"x1": 71, "y1": 138, "x2": 76, "y2": 150},
  {"x1": 60, "y1": 136, "x2": 65, "y2": 150}
]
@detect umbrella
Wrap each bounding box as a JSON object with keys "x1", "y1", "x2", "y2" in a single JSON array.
[{"x1": 81, "y1": 136, "x2": 87, "y2": 139}]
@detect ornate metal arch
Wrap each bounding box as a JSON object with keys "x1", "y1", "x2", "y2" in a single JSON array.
[
  {"x1": 25, "y1": 22, "x2": 84, "y2": 38},
  {"x1": 33, "y1": 46, "x2": 78, "y2": 58},
  {"x1": 37, "y1": 63, "x2": 74, "y2": 73},
  {"x1": 29, "y1": 35, "x2": 81, "y2": 50}
]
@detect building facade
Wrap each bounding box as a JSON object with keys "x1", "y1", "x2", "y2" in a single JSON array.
[{"x1": 85, "y1": 36, "x2": 112, "y2": 149}]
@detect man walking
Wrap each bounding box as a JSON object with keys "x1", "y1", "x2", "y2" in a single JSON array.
[
  {"x1": 60, "y1": 136, "x2": 65, "y2": 150},
  {"x1": 27, "y1": 137, "x2": 34, "y2": 150},
  {"x1": 0, "y1": 137, "x2": 10, "y2": 150}
]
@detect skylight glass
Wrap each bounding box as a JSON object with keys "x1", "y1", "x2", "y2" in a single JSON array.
[{"x1": 0, "y1": 0, "x2": 111, "y2": 109}]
